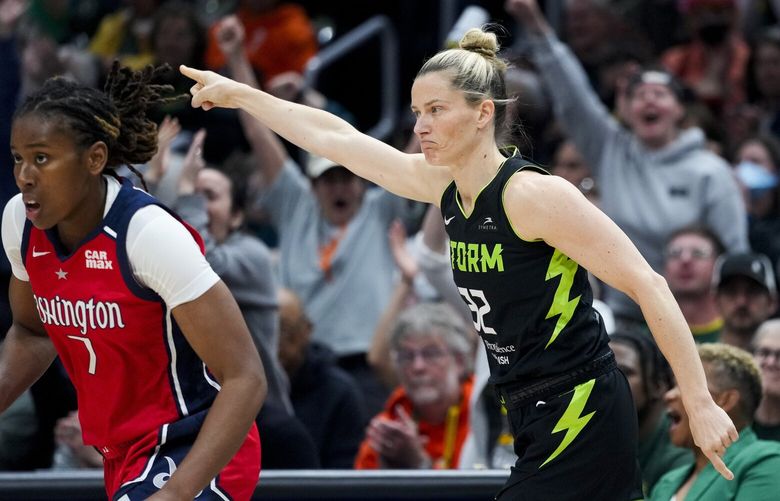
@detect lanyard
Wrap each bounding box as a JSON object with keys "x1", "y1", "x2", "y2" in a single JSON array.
[
  {"x1": 436, "y1": 404, "x2": 461, "y2": 469},
  {"x1": 318, "y1": 225, "x2": 346, "y2": 280}
]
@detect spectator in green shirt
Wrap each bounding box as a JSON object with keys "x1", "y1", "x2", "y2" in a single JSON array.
[{"x1": 651, "y1": 343, "x2": 780, "y2": 500}]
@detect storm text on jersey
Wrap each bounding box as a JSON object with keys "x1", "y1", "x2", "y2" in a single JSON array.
[{"x1": 449, "y1": 240, "x2": 504, "y2": 273}]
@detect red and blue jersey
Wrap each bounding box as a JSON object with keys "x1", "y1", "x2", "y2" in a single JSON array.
[{"x1": 21, "y1": 179, "x2": 220, "y2": 449}]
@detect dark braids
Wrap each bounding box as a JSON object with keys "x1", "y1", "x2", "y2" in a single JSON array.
[
  {"x1": 14, "y1": 61, "x2": 186, "y2": 190},
  {"x1": 610, "y1": 330, "x2": 674, "y2": 399}
]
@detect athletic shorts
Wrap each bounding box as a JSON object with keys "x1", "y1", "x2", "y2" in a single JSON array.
[
  {"x1": 100, "y1": 410, "x2": 261, "y2": 501},
  {"x1": 495, "y1": 353, "x2": 644, "y2": 501}
]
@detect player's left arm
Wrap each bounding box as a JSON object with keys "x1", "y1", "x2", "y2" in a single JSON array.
[
  {"x1": 153, "y1": 281, "x2": 266, "y2": 501},
  {"x1": 503, "y1": 171, "x2": 738, "y2": 480}
]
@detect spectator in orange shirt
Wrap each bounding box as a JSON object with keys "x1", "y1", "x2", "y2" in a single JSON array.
[
  {"x1": 204, "y1": 0, "x2": 317, "y2": 85},
  {"x1": 355, "y1": 302, "x2": 475, "y2": 469},
  {"x1": 662, "y1": 0, "x2": 750, "y2": 117}
]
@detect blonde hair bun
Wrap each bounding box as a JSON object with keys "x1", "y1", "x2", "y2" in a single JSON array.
[{"x1": 459, "y1": 28, "x2": 500, "y2": 59}]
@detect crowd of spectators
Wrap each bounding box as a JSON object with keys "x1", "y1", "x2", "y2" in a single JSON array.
[{"x1": 1, "y1": 0, "x2": 780, "y2": 498}]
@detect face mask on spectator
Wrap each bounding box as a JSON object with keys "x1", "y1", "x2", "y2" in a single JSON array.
[{"x1": 735, "y1": 160, "x2": 778, "y2": 198}]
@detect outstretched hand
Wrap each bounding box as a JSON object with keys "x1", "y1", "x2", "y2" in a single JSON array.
[
  {"x1": 180, "y1": 65, "x2": 245, "y2": 111},
  {"x1": 687, "y1": 400, "x2": 738, "y2": 480},
  {"x1": 147, "y1": 115, "x2": 181, "y2": 185},
  {"x1": 388, "y1": 220, "x2": 419, "y2": 285},
  {"x1": 504, "y1": 0, "x2": 550, "y2": 34},
  {"x1": 178, "y1": 128, "x2": 207, "y2": 195}
]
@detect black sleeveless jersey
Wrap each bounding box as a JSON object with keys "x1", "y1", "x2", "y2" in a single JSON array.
[{"x1": 441, "y1": 155, "x2": 610, "y2": 386}]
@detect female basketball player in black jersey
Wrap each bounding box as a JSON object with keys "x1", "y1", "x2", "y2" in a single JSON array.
[{"x1": 181, "y1": 26, "x2": 737, "y2": 499}]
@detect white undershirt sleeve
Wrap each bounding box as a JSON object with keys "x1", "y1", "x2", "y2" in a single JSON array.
[
  {"x1": 1, "y1": 183, "x2": 218, "y2": 308},
  {"x1": 2, "y1": 194, "x2": 30, "y2": 282},
  {"x1": 127, "y1": 205, "x2": 220, "y2": 309}
]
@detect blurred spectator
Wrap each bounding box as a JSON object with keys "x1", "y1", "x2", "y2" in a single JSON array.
[
  {"x1": 662, "y1": 226, "x2": 725, "y2": 343},
  {"x1": 366, "y1": 203, "x2": 517, "y2": 471},
  {"x1": 151, "y1": 1, "x2": 207, "y2": 74},
  {"x1": 88, "y1": 0, "x2": 160, "y2": 71},
  {"x1": 355, "y1": 302, "x2": 474, "y2": 469},
  {"x1": 747, "y1": 26, "x2": 780, "y2": 137},
  {"x1": 739, "y1": 0, "x2": 780, "y2": 42},
  {"x1": 215, "y1": 14, "x2": 409, "y2": 415},
  {"x1": 26, "y1": 0, "x2": 74, "y2": 43},
  {"x1": 277, "y1": 288, "x2": 367, "y2": 468},
  {"x1": 368, "y1": 219, "x2": 425, "y2": 390},
  {"x1": 503, "y1": 64, "x2": 551, "y2": 159},
  {"x1": 592, "y1": 43, "x2": 646, "y2": 116},
  {"x1": 713, "y1": 252, "x2": 778, "y2": 351},
  {"x1": 635, "y1": 0, "x2": 688, "y2": 54},
  {"x1": 560, "y1": 0, "x2": 649, "y2": 90},
  {"x1": 148, "y1": 4, "x2": 249, "y2": 166},
  {"x1": 263, "y1": 69, "x2": 358, "y2": 166},
  {"x1": 549, "y1": 138, "x2": 599, "y2": 205},
  {"x1": 662, "y1": 0, "x2": 749, "y2": 118},
  {"x1": 25, "y1": 0, "x2": 114, "y2": 44},
  {"x1": 651, "y1": 343, "x2": 780, "y2": 500},
  {"x1": 7, "y1": 0, "x2": 100, "y2": 100},
  {"x1": 733, "y1": 135, "x2": 780, "y2": 218},
  {"x1": 726, "y1": 26, "x2": 780, "y2": 155},
  {"x1": 367, "y1": 206, "x2": 461, "y2": 389},
  {"x1": 732, "y1": 135, "x2": 780, "y2": 277},
  {"x1": 0, "y1": 0, "x2": 25, "y2": 208},
  {"x1": 204, "y1": 0, "x2": 317, "y2": 86},
  {"x1": 0, "y1": 391, "x2": 37, "y2": 469},
  {"x1": 17, "y1": 28, "x2": 99, "y2": 95},
  {"x1": 51, "y1": 411, "x2": 101, "y2": 469},
  {"x1": 610, "y1": 330, "x2": 692, "y2": 495},
  {"x1": 153, "y1": 128, "x2": 293, "y2": 414},
  {"x1": 752, "y1": 319, "x2": 780, "y2": 441},
  {"x1": 507, "y1": 0, "x2": 748, "y2": 328},
  {"x1": 255, "y1": 401, "x2": 320, "y2": 469}
]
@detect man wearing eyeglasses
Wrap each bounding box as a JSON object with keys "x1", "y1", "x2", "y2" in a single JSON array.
[
  {"x1": 713, "y1": 252, "x2": 779, "y2": 351},
  {"x1": 354, "y1": 302, "x2": 475, "y2": 469},
  {"x1": 662, "y1": 226, "x2": 725, "y2": 343},
  {"x1": 753, "y1": 319, "x2": 780, "y2": 441}
]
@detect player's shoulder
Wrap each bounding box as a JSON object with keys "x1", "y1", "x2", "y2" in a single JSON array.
[
  {"x1": 507, "y1": 165, "x2": 566, "y2": 196},
  {"x1": 129, "y1": 202, "x2": 176, "y2": 226}
]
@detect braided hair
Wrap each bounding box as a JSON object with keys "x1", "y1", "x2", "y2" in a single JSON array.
[
  {"x1": 610, "y1": 329, "x2": 674, "y2": 400},
  {"x1": 13, "y1": 62, "x2": 184, "y2": 189}
]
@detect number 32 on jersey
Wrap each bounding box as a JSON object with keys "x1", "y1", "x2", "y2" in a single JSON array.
[{"x1": 458, "y1": 287, "x2": 496, "y2": 335}]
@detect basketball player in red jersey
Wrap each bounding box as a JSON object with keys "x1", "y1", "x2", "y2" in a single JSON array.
[{"x1": 0, "y1": 63, "x2": 266, "y2": 500}]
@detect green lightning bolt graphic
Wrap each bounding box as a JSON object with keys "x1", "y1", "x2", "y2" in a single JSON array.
[
  {"x1": 540, "y1": 378, "x2": 596, "y2": 468},
  {"x1": 544, "y1": 249, "x2": 582, "y2": 348}
]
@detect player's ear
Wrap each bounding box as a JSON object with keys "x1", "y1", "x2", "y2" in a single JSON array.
[
  {"x1": 476, "y1": 99, "x2": 495, "y2": 130},
  {"x1": 85, "y1": 141, "x2": 108, "y2": 176}
]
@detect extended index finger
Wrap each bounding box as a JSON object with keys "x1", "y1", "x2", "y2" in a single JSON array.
[
  {"x1": 705, "y1": 450, "x2": 734, "y2": 481},
  {"x1": 179, "y1": 64, "x2": 203, "y2": 83}
]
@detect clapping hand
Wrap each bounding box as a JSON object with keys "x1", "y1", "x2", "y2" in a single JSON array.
[{"x1": 367, "y1": 405, "x2": 431, "y2": 468}]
